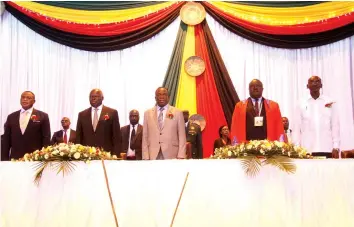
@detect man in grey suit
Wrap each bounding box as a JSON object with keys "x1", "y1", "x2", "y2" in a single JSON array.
[{"x1": 142, "y1": 87, "x2": 186, "y2": 160}]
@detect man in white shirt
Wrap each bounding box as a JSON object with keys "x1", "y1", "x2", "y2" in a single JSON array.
[
  {"x1": 76, "y1": 89, "x2": 121, "y2": 156},
  {"x1": 293, "y1": 76, "x2": 340, "y2": 158},
  {"x1": 282, "y1": 117, "x2": 292, "y2": 143},
  {"x1": 51, "y1": 117, "x2": 76, "y2": 144},
  {"x1": 121, "y1": 110, "x2": 143, "y2": 160},
  {"x1": 1, "y1": 91, "x2": 51, "y2": 160}
]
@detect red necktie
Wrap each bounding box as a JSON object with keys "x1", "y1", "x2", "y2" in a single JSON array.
[
  {"x1": 64, "y1": 130, "x2": 68, "y2": 144},
  {"x1": 254, "y1": 99, "x2": 259, "y2": 115}
]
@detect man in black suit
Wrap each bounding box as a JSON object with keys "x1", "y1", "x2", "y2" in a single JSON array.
[
  {"x1": 51, "y1": 117, "x2": 76, "y2": 144},
  {"x1": 76, "y1": 89, "x2": 121, "y2": 156},
  {"x1": 121, "y1": 110, "x2": 143, "y2": 160},
  {"x1": 1, "y1": 91, "x2": 51, "y2": 161},
  {"x1": 183, "y1": 110, "x2": 203, "y2": 159}
]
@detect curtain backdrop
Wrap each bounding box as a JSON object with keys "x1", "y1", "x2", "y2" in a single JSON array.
[
  {"x1": 206, "y1": 15, "x2": 354, "y2": 151},
  {"x1": 0, "y1": 11, "x2": 180, "y2": 137}
]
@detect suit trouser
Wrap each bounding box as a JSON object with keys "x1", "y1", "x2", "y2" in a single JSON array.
[{"x1": 156, "y1": 148, "x2": 164, "y2": 160}]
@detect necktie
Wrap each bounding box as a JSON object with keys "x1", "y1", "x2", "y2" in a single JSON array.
[
  {"x1": 158, "y1": 107, "x2": 164, "y2": 130},
  {"x1": 254, "y1": 99, "x2": 259, "y2": 116},
  {"x1": 93, "y1": 108, "x2": 98, "y2": 131},
  {"x1": 63, "y1": 130, "x2": 68, "y2": 144},
  {"x1": 284, "y1": 131, "x2": 289, "y2": 143},
  {"x1": 130, "y1": 125, "x2": 136, "y2": 150},
  {"x1": 20, "y1": 111, "x2": 30, "y2": 134}
]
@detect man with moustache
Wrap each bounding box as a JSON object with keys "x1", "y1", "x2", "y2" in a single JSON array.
[
  {"x1": 293, "y1": 76, "x2": 340, "y2": 158},
  {"x1": 51, "y1": 117, "x2": 76, "y2": 144},
  {"x1": 1, "y1": 91, "x2": 51, "y2": 161},
  {"x1": 121, "y1": 110, "x2": 143, "y2": 160},
  {"x1": 76, "y1": 89, "x2": 121, "y2": 156},
  {"x1": 142, "y1": 87, "x2": 186, "y2": 160},
  {"x1": 230, "y1": 79, "x2": 284, "y2": 143}
]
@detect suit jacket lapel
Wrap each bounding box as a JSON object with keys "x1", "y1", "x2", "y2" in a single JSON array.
[
  {"x1": 96, "y1": 105, "x2": 106, "y2": 130},
  {"x1": 136, "y1": 124, "x2": 142, "y2": 136},
  {"x1": 69, "y1": 129, "x2": 75, "y2": 142},
  {"x1": 87, "y1": 107, "x2": 95, "y2": 133},
  {"x1": 152, "y1": 107, "x2": 159, "y2": 130},
  {"x1": 161, "y1": 106, "x2": 172, "y2": 131},
  {"x1": 24, "y1": 108, "x2": 37, "y2": 135}
]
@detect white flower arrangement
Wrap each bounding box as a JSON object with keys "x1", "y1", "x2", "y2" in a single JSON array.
[
  {"x1": 16, "y1": 143, "x2": 118, "y2": 185},
  {"x1": 211, "y1": 140, "x2": 309, "y2": 176}
]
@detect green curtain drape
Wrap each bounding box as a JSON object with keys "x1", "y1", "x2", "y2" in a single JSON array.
[{"x1": 162, "y1": 22, "x2": 188, "y2": 106}]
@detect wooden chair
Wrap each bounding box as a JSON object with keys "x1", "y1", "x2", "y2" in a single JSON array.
[{"x1": 341, "y1": 150, "x2": 354, "y2": 158}]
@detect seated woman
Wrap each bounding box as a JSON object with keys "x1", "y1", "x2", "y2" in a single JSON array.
[{"x1": 213, "y1": 125, "x2": 231, "y2": 153}]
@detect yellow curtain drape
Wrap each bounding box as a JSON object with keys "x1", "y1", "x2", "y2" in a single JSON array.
[
  {"x1": 210, "y1": 1, "x2": 354, "y2": 25},
  {"x1": 13, "y1": 1, "x2": 176, "y2": 24},
  {"x1": 175, "y1": 25, "x2": 197, "y2": 115}
]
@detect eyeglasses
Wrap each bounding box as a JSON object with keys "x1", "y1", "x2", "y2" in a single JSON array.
[{"x1": 61, "y1": 120, "x2": 69, "y2": 123}]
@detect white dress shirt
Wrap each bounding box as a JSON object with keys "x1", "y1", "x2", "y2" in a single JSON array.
[
  {"x1": 293, "y1": 95, "x2": 340, "y2": 154},
  {"x1": 91, "y1": 104, "x2": 103, "y2": 125},
  {"x1": 250, "y1": 97, "x2": 263, "y2": 115},
  {"x1": 62, "y1": 129, "x2": 71, "y2": 143},
  {"x1": 285, "y1": 129, "x2": 292, "y2": 143},
  {"x1": 127, "y1": 124, "x2": 137, "y2": 157},
  {"x1": 19, "y1": 107, "x2": 33, "y2": 134},
  {"x1": 156, "y1": 104, "x2": 169, "y2": 123}
]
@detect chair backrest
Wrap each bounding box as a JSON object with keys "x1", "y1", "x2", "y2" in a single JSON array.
[{"x1": 341, "y1": 150, "x2": 354, "y2": 158}]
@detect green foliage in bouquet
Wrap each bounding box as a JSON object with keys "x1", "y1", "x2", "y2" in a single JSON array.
[
  {"x1": 211, "y1": 140, "x2": 309, "y2": 177},
  {"x1": 15, "y1": 143, "x2": 119, "y2": 185}
]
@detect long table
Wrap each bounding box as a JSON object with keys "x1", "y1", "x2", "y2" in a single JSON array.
[{"x1": 0, "y1": 160, "x2": 354, "y2": 227}]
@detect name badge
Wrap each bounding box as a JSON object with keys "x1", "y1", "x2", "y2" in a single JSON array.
[{"x1": 254, "y1": 116, "x2": 263, "y2": 127}]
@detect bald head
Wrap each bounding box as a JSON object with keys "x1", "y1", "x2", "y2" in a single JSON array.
[
  {"x1": 155, "y1": 87, "x2": 169, "y2": 107},
  {"x1": 129, "y1": 109, "x2": 140, "y2": 125},
  {"x1": 307, "y1": 76, "x2": 322, "y2": 98},
  {"x1": 249, "y1": 79, "x2": 263, "y2": 99},
  {"x1": 89, "y1": 89, "x2": 104, "y2": 108}
]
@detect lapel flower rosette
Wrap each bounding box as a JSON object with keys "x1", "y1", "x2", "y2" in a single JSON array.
[
  {"x1": 167, "y1": 112, "x2": 174, "y2": 119},
  {"x1": 15, "y1": 143, "x2": 119, "y2": 185},
  {"x1": 31, "y1": 115, "x2": 38, "y2": 121},
  {"x1": 325, "y1": 102, "x2": 335, "y2": 108},
  {"x1": 211, "y1": 140, "x2": 309, "y2": 177},
  {"x1": 104, "y1": 113, "x2": 110, "y2": 120}
]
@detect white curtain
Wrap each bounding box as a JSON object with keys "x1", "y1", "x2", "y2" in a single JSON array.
[
  {"x1": 0, "y1": 11, "x2": 180, "y2": 137},
  {"x1": 1, "y1": 11, "x2": 354, "y2": 152},
  {"x1": 206, "y1": 15, "x2": 354, "y2": 151}
]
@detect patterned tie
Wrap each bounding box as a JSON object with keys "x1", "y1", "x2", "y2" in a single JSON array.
[
  {"x1": 158, "y1": 107, "x2": 164, "y2": 130},
  {"x1": 20, "y1": 111, "x2": 30, "y2": 134},
  {"x1": 130, "y1": 125, "x2": 136, "y2": 150},
  {"x1": 254, "y1": 99, "x2": 259, "y2": 115},
  {"x1": 93, "y1": 108, "x2": 99, "y2": 131},
  {"x1": 63, "y1": 130, "x2": 68, "y2": 144}
]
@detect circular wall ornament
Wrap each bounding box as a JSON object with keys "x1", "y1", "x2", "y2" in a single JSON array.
[
  {"x1": 189, "y1": 114, "x2": 206, "y2": 131},
  {"x1": 184, "y1": 56, "x2": 206, "y2": 77},
  {"x1": 180, "y1": 2, "x2": 206, "y2": 26}
]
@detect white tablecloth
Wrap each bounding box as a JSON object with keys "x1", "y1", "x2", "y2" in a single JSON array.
[{"x1": 0, "y1": 160, "x2": 354, "y2": 227}]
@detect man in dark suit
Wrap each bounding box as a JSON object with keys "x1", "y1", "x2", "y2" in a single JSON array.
[
  {"x1": 121, "y1": 109, "x2": 143, "y2": 160},
  {"x1": 51, "y1": 117, "x2": 76, "y2": 144},
  {"x1": 183, "y1": 110, "x2": 203, "y2": 159},
  {"x1": 1, "y1": 91, "x2": 51, "y2": 161},
  {"x1": 76, "y1": 89, "x2": 121, "y2": 156}
]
